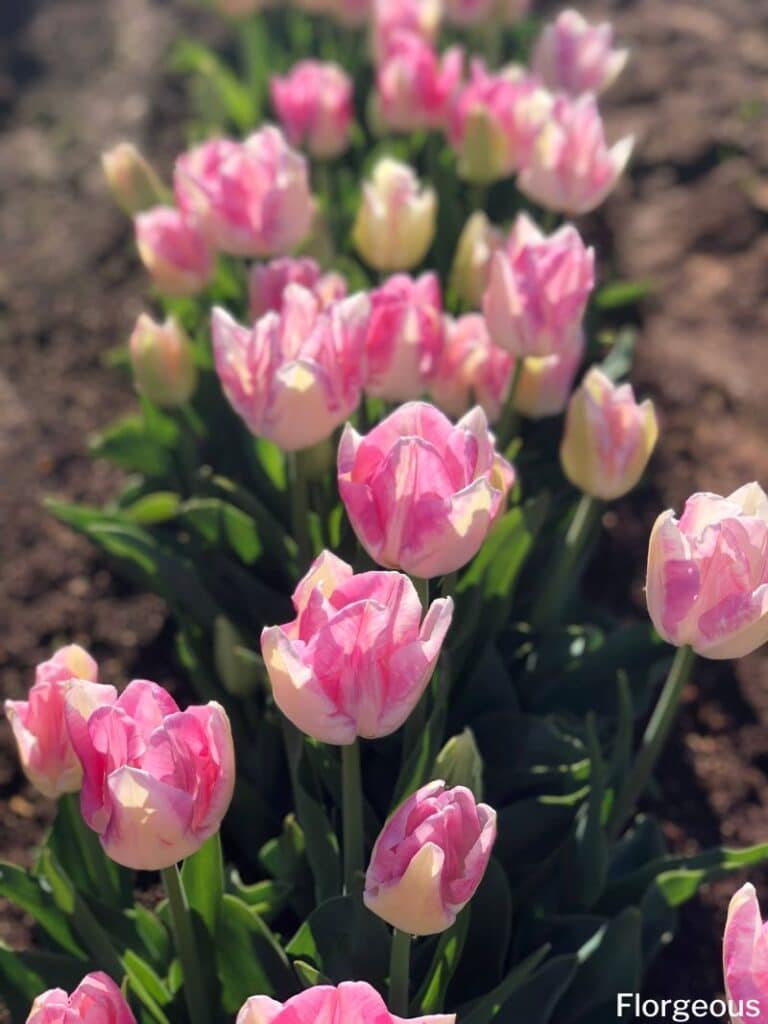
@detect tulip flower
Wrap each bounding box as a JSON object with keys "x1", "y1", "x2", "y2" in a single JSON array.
[
  {"x1": 237, "y1": 981, "x2": 455, "y2": 1024},
  {"x1": 429, "y1": 314, "x2": 513, "y2": 424},
  {"x1": 376, "y1": 33, "x2": 463, "y2": 134},
  {"x1": 353, "y1": 158, "x2": 436, "y2": 273},
  {"x1": 483, "y1": 214, "x2": 595, "y2": 358},
  {"x1": 723, "y1": 883, "x2": 768, "y2": 1022},
  {"x1": 102, "y1": 142, "x2": 165, "y2": 215},
  {"x1": 271, "y1": 61, "x2": 354, "y2": 160},
  {"x1": 65, "y1": 680, "x2": 235, "y2": 870},
  {"x1": 4, "y1": 646, "x2": 114, "y2": 800},
  {"x1": 518, "y1": 94, "x2": 634, "y2": 215},
  {"x1": 248, "y1": 257, "x2": 347, "y2": 319},
  {"x1": 26, "y1": 972, "x2": 136, "y2": 1024},
  {"x1": 174, "y1": 128, "x2": 313, "y2": 258},
  {"x1": 372, "y1": 0, "x2": 442, "y2": 62},
  {"x1": 261, "y1": 551, "x2": 453, "y2": 744},
  {"x1": 513, "y1": 332, "x2": 584, "y2": 419},
  {"x1": 449, "y1": 211, "x2": 502, "y2": 311},
  {"x1": 448, "y1": 62, "x2": 553, "y2": 185},
  {"x1": 365, "y1": 272, "x2": 444, "y2": 402},
  {"x1": 129, "y1": 314, "x2": 198, "y2": 408},
  {"x1": 338, "y1": 401, "x2": 515, "y2": 578},
  {"x1": 134, "y1": 206, "x2": 214, "y2": 296},
  {"x1": 531, "y1": 10, "x2": 629, "y2": 98},
  {"x1": 213, "y1": 286, "x2": 369, "y2": 451},
  {"x1": 560, "y1": 367, "x2": 658, "y2": 501},
  {"x1": 646, "y1": 483, "x2": 768, "y2": 660},
  {"x1": 364, "y1": 780, "x2": 497, "y2": 935}
]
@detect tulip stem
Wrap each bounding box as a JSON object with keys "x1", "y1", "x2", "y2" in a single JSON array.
[
  {"x1": 496, "y1": 358, "x2": 525, "y2": 451},
  {"x1": 342, "y1": 740, "x2": 365, "y2": 895},
  {"x1": 389, "y1": 928, "x2": 412, "y2": 1016},
  {"x1": 289, "y1": 450, "x2": 313, "y2": 570},
  {"x1": 609, "y1": 644, "x2": 695, "y2": 839},
  {"x1": 161, "y1": 864, "x2": 208, "y2": 1024}
]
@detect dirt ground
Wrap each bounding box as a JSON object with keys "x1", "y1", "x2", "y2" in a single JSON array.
[{"x1": 1, "y1": 0, "x2": 768, "y2": 1012}]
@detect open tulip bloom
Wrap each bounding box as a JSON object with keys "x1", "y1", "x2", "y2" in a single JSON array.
[
  {"x1": 26, "y1": 972, "x2": 137, "y2": 1024},
  {"x1": 238, "y1": 981, "x2": 455, "y2": 1024}
]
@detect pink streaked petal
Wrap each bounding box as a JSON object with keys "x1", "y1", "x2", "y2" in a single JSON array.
[{"x1": 237, "y1": 995, "x2": 284, "y2": 1024}]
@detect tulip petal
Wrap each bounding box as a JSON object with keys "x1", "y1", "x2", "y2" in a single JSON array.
[
  {"x1": 365, "y1": 840, "x2": 453, "y2": 935},
  {"x1": 237, "y1": 995, "x2": 284, "y2": 1024}
]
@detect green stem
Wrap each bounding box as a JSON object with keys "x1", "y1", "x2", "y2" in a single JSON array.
[
  {"x1": 469, "y1": 184, "x2": 488, "y2": 213},
  {"x1": 161, "y1": 865, "x2": 208, "y2": 1024},
  {"x1": 389, "y1": 928, "x2": 412, "y2": 1016},
  {"x1": 179, "y1": 402, "x2": 205, "y2": 440},
  {"x1": 342, "y1": 740, "x2": 364, "y2": 895},
  {"x1": 495, "y1": 358, "x2": 525, "y2": 451},
  {"x1": 609, "y1": 645, "x2": 695, "y2": 839},
  {"x1": 289, "y1": 450, "x2": 313, "y2": 570}
]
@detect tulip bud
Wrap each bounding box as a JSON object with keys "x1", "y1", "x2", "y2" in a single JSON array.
[
  {"x1": 237, "y1": 982, "x2": 455, "y2": 1024},
  {"x1": 449, "y1": 212, "x2": 502, "y2": 310},
  {"x1": 513, "y1": 330, "x2": 584, "y2": 419},
  {"x1": 646, "y1": 484, "x2": 768, "y2": 660},
  {"x1": 376, "y1": 34, "x2": 463, "y2": 135},
  {"x1": 26, "y1": 972, "x2": 137, "y2": 1024},
  {"x1": 723, "y1": 883, "x2": 768, "y2": 1020},
  {"x1": 353, "y1": 158, "x2": 436, "y2": 273},
  {"x1": 214, "y1": 616, "x2": 262, "y2": 697},
  {"x1": 531, "y1": 10, "x2": 629, "y2": 98},
  {"x1": 435, "y1": 729, "x2": 484, "y2": 799},
  {"x1": 271, "y1": 60, "x2": 354, "y2": 160},
  {"x1": 129, "y1": 314, "x2": 198, "y2": 408},
  {"x1": 102, "y1": 142, "x2": 166, "y2": 215},
  {"x1": 134, "y1": 205, "x2": 214, "y2": 296},
  {"x1": 364, "y1": 781, "x2": 497, "y2": 935},
  {"x1": 560, "y1": 367, "x2": 657, "y2": 500}
]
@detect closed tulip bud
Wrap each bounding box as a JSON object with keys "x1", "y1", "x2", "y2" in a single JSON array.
[
  {"x1": 238, "y1": 981, "x2": 455, "y2": 1024},
  {"x1": 434, "y1": 728, "x2": 484, "y2": 799},
  {"x1": 65, "y1": 680, "x2": 235, "y2": 870},
  {"x1": 134, "y1": 206, "x2": 214, "y2": 296},
  {"x1": 4, "y1": 647, "x2": 114, "y2": 799},
  {"x1": 213, "y1": 286, "x2": 369, "y2": 451},
  {"x1": 518, "y1": 94, "x2": 634, "y2": 216},
  {"x1": 429, "y1": 314, "x2": 513, "y2": 424},
  {"x1": 483, "y1": 214, "x2": 595, "y2": 359},
  {"x1": 366, "y1": 272, "x2": 444, "y2": 402},
  {"x1": 26, "y1": 972, "x2": 136, "y2": 1024},
  {"x1": 214, "y1": 616, "x2": 262, "y2": 698},
  {"x1": 364, "y1": 781, "x2": 497, "y2": 935},
  {"x1": 353, "y1": 158, "x2": 437, "y2": 273},
  {"x1": 561, "y1": 368, "x2": 657, "y2": 501},
  {"x1": 271, "y1": 61, "x2": 354, "y2": 160},
  {"x1": 372, "y1": 0, "x2": 442, "y2": 62},
  {"x1": 102, "y1": 142, "x2": 166, "y2": 215},
  {"x1": 338, "y1": 401, "x2": 516, "y2": 578},
  {"x1": 174, "y1": 128, "x2": 313, "y2": 258},
  {"x1": 248, "y1": 257, "x2": 347, "y2": 319},
  {"x1": 129, "y1": 314, "x2": 197, "y2": 408},
  {"x1": 376, "y1": 33, "x2": 463, "y2": 135},
  {"x1": 513, "y1": 329, "x2": 584, "y2": 419},
  {"x1": 723, "y1": 883, "x2": 768, "y2": 1021},
  {"x1": 261, "y1": 551, "x2": 453, "y2": 744},
  {"x1": 449, "y1": 212, "x2": 502, "y2": 311},
  {"x1": 532, "y1": 10, "x2": 629, "y2": 98},
  {"x1": 646, "y1": 484, "x2": 768, "y2": 660}
]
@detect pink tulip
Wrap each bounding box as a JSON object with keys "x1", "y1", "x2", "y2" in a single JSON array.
[
  {"x1": 513, "y1": 331, "x2": 584, "y2": 419},
  {"x1": 26, "y1": 972, "x2": 136, "y2": 1024},
  {"x1": 723, "y1": 883, "x2": 768, "y2": 1023},
  {"x1": 372, "y1": 0, "x2": 442, "y2": 62},
  {"x1": 518, "y1": 94, "x2": 634, "y2": 215},
  {"x1": 646, "y1": 483, "x2": 768, "y2": 661},
  {"x1": 449, "y1": 211, "x2": 503, "y2": 311},
  {"x1": 376, "y1": 33, "x2": 463, "y2": 134},
  {"x1": 444, "y1": 0, "x2": 496, "y2": 26},
  {"x1": 65, "y1": 680, "x2": 235, "y2": 870},
  {"x1": 271, "y1": 60, "x2": 354, "y2": 160},
  {"x1": 365, "y1": 272, "x2": 444, "y2": 402},
  {"x1": 448, "y1": 61, "x2": 553, "y2": 184},
  {"x1": 532, "y1": 10, "x2": 629, "y2": 98},
  {"x1": 364, "y1": 780, "x2": 497, "y2": 935},
  {"x1": 338, "y1": 401, "x2": 516, "y2": 578},
  {"x1": 213, "y1": 285, "x2": 369, "y2": 451},
  {"x1": 174, "y1": 128, "x2": 313, "y2": 257},
  {"x1": 4, "y1": 646, "x2": 114, "y2": 800},
  {"x1": 134, "y1": 206, "x2": 214, "y2": 296},
  {"x1": 560, "y1": 367, "x2": 657, "y2": 501},
  {"x1": 261, "y1": 551, "x2": 453, "y2": 744},
  {"x1": 248, "y1": 257, "x2": 347, "y2": 319},
  {"x1": 129, "y1": 314, "x2": 198, "y2": 408},
  {"x1": 353, "y1": 158, "x2": 436, "y2": 273},
  {"x1": 483, "y1": 213, "x2": 595, "y2": 359},
  {"x1": 238, "y1": 981, "x2": 455, "y2": 1024},
  {"x1": 430, "y1": 314, "x2": 513, "y2": 424}
]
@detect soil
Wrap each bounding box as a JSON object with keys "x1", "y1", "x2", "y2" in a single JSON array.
[{"x1": 1, "y1": 0, "x2": 768, "y2": 1017}]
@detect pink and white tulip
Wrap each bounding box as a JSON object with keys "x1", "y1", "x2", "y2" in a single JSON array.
[
  {"x1": 65, "y1": 680, "x2": 235, "y2": 870},
  {"x1": 449, "y1": 212, "x2": 502, "y2": 311},
  {"x1": 353, "y1": 158, "x2": 436, "y2": 273},
  {"x1": 483, "y1": 213, "x2": 595, "y2": 359},
  {"x1": 513, "y1": 332, "x2": 584, "y2": 419},
  {"x1": 338, "y1": 401, "x2": 516, "y2": 578},
  {"x1": 518, "y1": 94, "x2": 634, "y2": 215},
  {"x1": 129, "y1": 314, "x2": 198, "y2": 408},
  {"x1": 365, "y1": 272, "x2": 444, "y2": 402},
  {"x1": 376, "y1": 33, "x2": 463, "y2": 134},
  {"x1": 261, "y1": 551, "x2": 453, "y2": 745},
  {"x1": 271, "y1": 60, "x2": 354, "y2": 160},
  {"x1": 134, "y1": 206, "x2": 213, "y2": 296},
  {"x1": 26, "y1": 972, "x2": 136, "y2": 1024},
  {"x1": 430, "y1": 314, "x2": 513, "y2": 424},
  {"x1": 4, "y1": 646, "x2": 113, "y2": 800},
  {"x1": 248, "y1": 257, "x2": 347, "y2": 319},
  {"x1": 723, "y1": 883, "x2": 768, "y2": 1023},
  {"x1": 561, "y1": 367, "x2": 657, "y2": 501},
  {"x1": 364, "y1": 780, "x2": 497, "y2": 935},
  {"x1": 238, "y1": 981, "x2": 455, "y2": 1024},
  {"x1": 532, "y1": 10, "x2": 629, "y2": 98},
  {"x1": 174, "y1": 129, "x2": 313, "y2": 258},
  {"x1": 372, "y1": 0, "x2": 442, "y2": 62},
  {"x1": 646, "y1": 484, "x2": 768, "y2": 660},
  {"x1": 213, "y1": 285, "x2": 369, "y2": 451}
]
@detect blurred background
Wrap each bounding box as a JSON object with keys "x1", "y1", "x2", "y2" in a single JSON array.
[{"x1": 1, "y1": 0, "x2": 767, "y2": 1008}]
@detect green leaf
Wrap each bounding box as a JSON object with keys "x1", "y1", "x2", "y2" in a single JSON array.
[
  {"x1": 123, "y1": 492, "x2": 182, "y2": 525},
  {"x1": 89, "y1": 416, "x2": 174, "y2": 476},
  {"x1": 563, "y1": 716, "x2": 609, "y2": 910},
  {"x1": 216, "y1": 895, "x2": 294, "y2": 1013},
  {"x1": 180, "y1": 498, "x2": 263, "y2": 564},
  {"x1": 129, "y1": 906, "x2": 171, "y2": 966},
  {"x1": 458, "y1": 944, "x2": 551, "y2": 1024},
  {"x1": 293, "y1": 960, "x2": 331, "y2": 989},
  {"x1": 415, "y1": 908, "x2": 470, "y2": 1014},
  {"x1": 594, "y1": 280, "x2": 652, "y2": 311},
  {"x1": 494, "y1": 954, "x2": 579, "y2": 1024},
  {"x1": 229, "y1": 875, "x2": 291, "y2": 922},
  {"x1": 49, "y1": 793, "x2": 128, "y2": 907},
  {"x1": 559, "y1": 909, "x2": 642, "y2": 1024},
  {"x1": 181, "y1": 833, "x2": 224, "y2": 937},
  {"x1": 122, "y1": 950, "x2": 172, "y2": 1006},
  {"x1": 449, "y1": 859, "x2": 512, "y2": 1001},
  {"x1": 171, "y1": 40, "x2": 257, "y2": 132},
  {"x1": 0, "y1": 945, "x2": 86, "y2": 1021},
  {"x1": 0, "y1": 861, "x2": 84, "y2": 958}
]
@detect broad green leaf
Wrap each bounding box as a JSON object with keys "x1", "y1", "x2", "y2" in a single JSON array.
[
  {"x1": 494, "y1": 953, "x2": 579, "y2": 1024},
  {"x1": 89, "y1": 416, "x2": 174, "y2": 476},
  {"x1": 293, "y1": 960, "x2": 330, "y2": 989},
  {"x1": 448, "y1": 859, "x2": 512, "y2": 1001},
  {"x1": 122, "y1": 950, "x2": 172, "y2": 1007},
  {"x1": 229, "y1": 876, "x2": 291, "y2": 922},
  {"x1": 458, "y1": 944, "x2": 551, "y2": 1024},
  {"x1": 559, "y1": 909, "x2": 642, "y2": 1024},
  {"x1": 0, "y1": 861, "x2": 84, "y2": 958},
  {"x1": 415, "y1": 908, "x2": 470, "y2": 1014},
  {"x1": 216, "y1": 895, "x2": 294, "y2": 1013},
  {"x1": 181, "y1": 833, "x2": 224, "y2": 937},
  {"x1": 123, "y1": 492, "x2": 182, "y2": 526},
  {"x1": 180, "y1": 498, "x2": 263, "y2": 564},
  {"x1": 594, "y1": 280, "x2": 652, "y2": 311}
]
